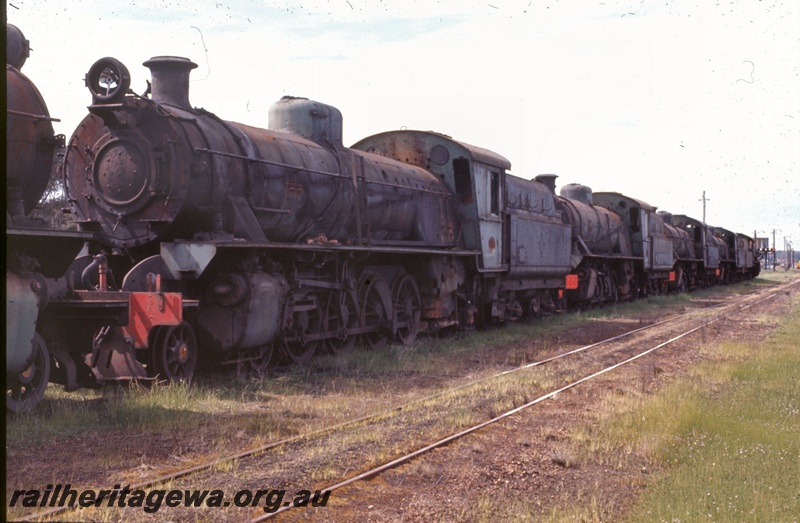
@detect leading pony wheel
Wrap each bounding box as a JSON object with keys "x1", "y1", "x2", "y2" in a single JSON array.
[{"x1": 150, "y1": 321, "x2": 197, "y2": 382}]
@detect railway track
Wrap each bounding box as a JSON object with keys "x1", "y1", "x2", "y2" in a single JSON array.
[
  {"x1": 20, "y1": 279, "x2": 798, "y2": 522},
  {"x1": 253, "y1": 278, "x2": 798, "y2": 521}
]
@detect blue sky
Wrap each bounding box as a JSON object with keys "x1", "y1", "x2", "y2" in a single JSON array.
[{"x1": 8, "y1": 0, "x2": 799, "y2": 251}]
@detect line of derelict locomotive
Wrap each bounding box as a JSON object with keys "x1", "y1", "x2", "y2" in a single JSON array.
[{"x1": 6, "y1": 26, "x2": 761, "y2": 411}]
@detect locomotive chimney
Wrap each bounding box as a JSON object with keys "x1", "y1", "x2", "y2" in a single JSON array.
[
  {"x1": 143, "y1": 56, "x2": 197, "y2": 110},
  {"x1": 534, "y1": 174, "x2": 558, "y2": 194}
]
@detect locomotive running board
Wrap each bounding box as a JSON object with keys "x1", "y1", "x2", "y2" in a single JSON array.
[{"x1": 162, "y1": 240, "x2": 479, "y2": 280}]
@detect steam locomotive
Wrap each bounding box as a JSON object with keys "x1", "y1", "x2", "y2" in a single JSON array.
[
  {"x1": 7, "y1": 43, "x2": 762, "y2": 409},
  {"x1": 6, "y1": 24, "x2": 94, "y2": 411},
  {"x1": 6, "y1": 27, "x2": 187, "y2": 411}
]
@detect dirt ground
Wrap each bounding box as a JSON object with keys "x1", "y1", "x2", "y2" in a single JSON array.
[
  {"x1": 6, "y1": 279, "x2": 797, "y2": 522},
  {"x1": 280, "y1": 286, "x2": 796, "y2": 522}
]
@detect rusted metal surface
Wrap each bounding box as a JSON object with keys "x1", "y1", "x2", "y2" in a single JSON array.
[
  {"x1": 557, "y1": 184, "x2": 633, "y2": 261},
  {"x1": 5, "y1": 25, "x2": 94, "y2": 412},
  {"x1": 64, "y1": 58, "x2": 459, "y2": 251},
  {"x1": 658, "y1": 211, "x2": 696, "y2": 261},
  {"x1": 49, "y1": 48, "x2": 768, "y2": 392},
  {"x1": 87, "y1": 326, "x2": 150, "y2": 381},
  {"x1": 196, "y1": 271, "x2": 287, "y2": 352},
  {"x1": 126, "y1": 292, "x2": 183, "y2": 349},
  {"x1": 6, "y1": 28, "x2": 60, "y2": 217},
  {"x1": 42, "y1": 288, "x2": 189, "y2": 384},
  {"x1": 505, "y1": 174, "x2": 571, "y2": 279},
  {"x1": 593, "y1": 191, "x2": 674, "y2": 272},
  {"x1": 351, "y1": 130, "x2": 510, "y2": 271},
  {"x1": 6, "y1": 271, "x2": 44, "y2": 378}
]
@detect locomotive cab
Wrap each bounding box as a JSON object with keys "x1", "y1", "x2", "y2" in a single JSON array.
[
  {"x1": 715, "y1": 227, "x2": 741, "y2": 267},
  {"x1": 592, "y1": 192, "x2": 674, "y2": 295},
  {"x1": 593, "y1": 192, "x2": 673, "y2": 273},
  {"x1": 657, "y1": 211, "x2": 700, "y2": 291},
  {"x1": 673, "y1": 214, "x2": 724, "y2": 285},
  {"x1": 352, "y1": 130, "x2": 512, "y2": 271},
  {"x1": 714, "y1": 227, "x2": 758, "y2": 282}
]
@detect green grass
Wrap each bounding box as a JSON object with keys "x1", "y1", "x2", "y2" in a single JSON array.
[
  {"x1": 5, "y1": 379, "x2": 294, "y2": 447},
  {"x1": 621, "y1": 294, "x2": 800, "y2": 522},
  {"x1": 555, "y1": 278, "x2": 800, "y2": 523},
  {"x1": 453, "y1": 276, "x2": 800, "y2": 523}
]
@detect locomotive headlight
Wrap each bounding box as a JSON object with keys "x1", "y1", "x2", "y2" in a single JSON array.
[{"x1": 86, "y1": 57, "x2": 131, "y2": 104}]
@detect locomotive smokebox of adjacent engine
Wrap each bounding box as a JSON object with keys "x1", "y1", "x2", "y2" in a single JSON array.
[{"x1": 7, "y1": 24, "x2": 60, "y2": 218}]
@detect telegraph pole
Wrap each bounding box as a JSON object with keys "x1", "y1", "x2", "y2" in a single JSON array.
[
  {"x1": 785, "y1": 237, "x2": 788, "y2": 270},
  {"x1": 773, "y1": 229, "x2": 777, "y2": 271},
  {"x1": 699, "y1": 191, "x2": 710, "y2": 224}
]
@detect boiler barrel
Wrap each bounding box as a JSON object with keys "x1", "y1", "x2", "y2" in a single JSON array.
[
  {"x1": 557, "y1": 185, "x2": 629, "y2": 257},
  {"x1": 63, "y1": 58, "x2": 455, "y2": 249}
]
